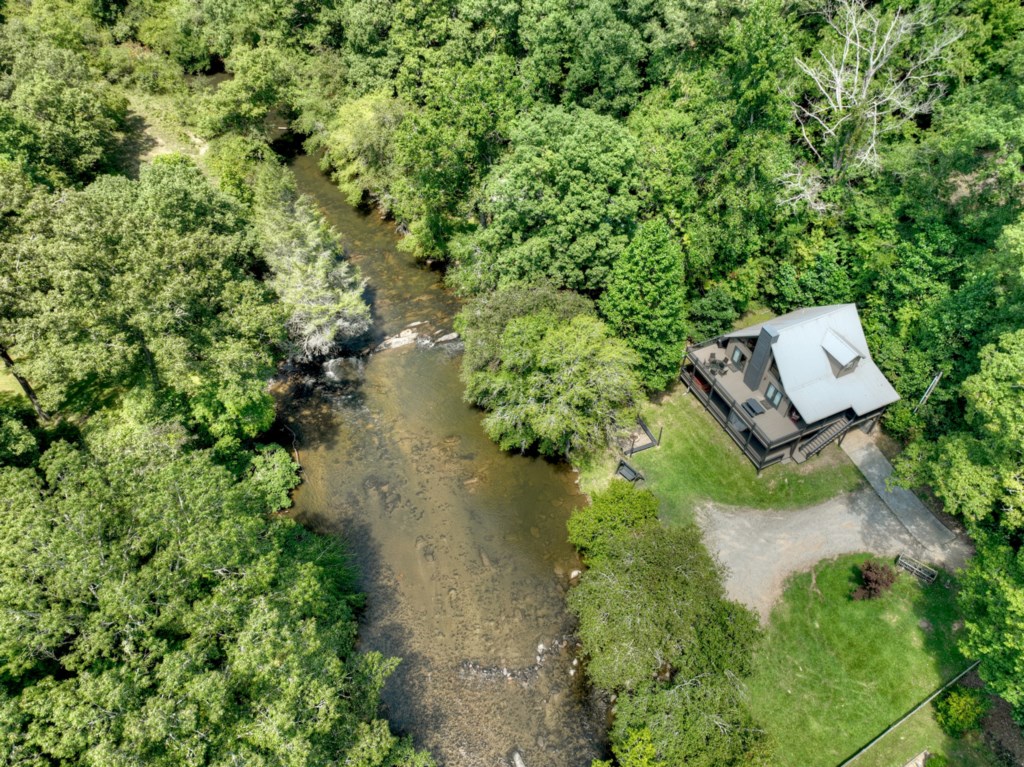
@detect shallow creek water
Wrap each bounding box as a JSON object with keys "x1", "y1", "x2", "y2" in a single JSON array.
[{"x1": 282, "y1": 155, "x2": 605, "y2": 766}]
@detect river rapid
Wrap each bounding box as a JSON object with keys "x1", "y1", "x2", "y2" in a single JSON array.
[{"x1": 280, "y1": 155, "x2": 606, "y2": 767}]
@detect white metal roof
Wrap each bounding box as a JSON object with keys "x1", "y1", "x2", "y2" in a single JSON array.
[{"x1": 725, "y1": 304, "x2": 900, "y2": 423}]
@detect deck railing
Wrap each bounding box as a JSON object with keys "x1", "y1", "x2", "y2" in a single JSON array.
[
  {"x1": 681, "y1": 346, "x2": 873, "y2": 469},
  {"x1": 682, "y1": 353, "x2": 778, "y2": 448},
  {"x1": 680, "y1": 358, "x2": 789, "y2": 469}
]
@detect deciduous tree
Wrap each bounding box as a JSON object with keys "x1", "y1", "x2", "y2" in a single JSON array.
[
  {"x1": 1, "y1": 156, "x2": 284, "y2": 445},
  {"x1": 450, "y1": 105, "x2": 641, "y2": 294},
  {"x1": 570, "y1": 521, "x2": 768, "y2": 765},
  {"x1": 0, "y1": 30, "x2": 127, "y2": 184},
  {"x1": 458, "y1": 288, "x2": 641, "y2": 456},
  {"x1": 0, "y1": 416, "x2": 430, "y2": 766},
  {"x1": 795, "y1": 0, "x2": 962, "y2": 177}
]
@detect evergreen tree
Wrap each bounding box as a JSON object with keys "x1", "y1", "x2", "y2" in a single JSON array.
[
  {"x1": 255, "y1": 166, "x2": 372, "y2": 360},
  {"x1": 599, "y1": 218, "x2": 687, "y2": 390}
]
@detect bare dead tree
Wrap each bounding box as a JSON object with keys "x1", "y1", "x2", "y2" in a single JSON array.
[
  {"x1": 794, "y1": 0, "x2": 962, "y2": 177},
  {"x1": 778, "y1": 163, "x2": 828, "y2": 212}
]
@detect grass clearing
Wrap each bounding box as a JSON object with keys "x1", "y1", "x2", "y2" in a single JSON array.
[
  {"x1": 746, "y1": 554, "x2": 998, "y2": 767},
  {"x1": 111, "y1": 89, "x2": 205, "y2": 180},
  {"x1": 852, "y1": 702, "x2": 1001, "y2": 767},
  {"x1": 581, "y1": 388, "x2": 864, "y2": 525}
]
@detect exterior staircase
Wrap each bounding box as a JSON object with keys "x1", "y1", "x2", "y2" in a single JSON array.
[{"x1": 796, "y1": 416, "x2": 854, "y2": 461}]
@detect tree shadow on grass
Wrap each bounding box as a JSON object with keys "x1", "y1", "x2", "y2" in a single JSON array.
[
  {"x1": 909, "y1": 569, "x2": 968, "y2": 679},
  {"x1": 57, "y1": 374, "x2": 125, "y2": 419},
  {"x1": 111, "y1": 113, "x2": 159, "y2": 180}
]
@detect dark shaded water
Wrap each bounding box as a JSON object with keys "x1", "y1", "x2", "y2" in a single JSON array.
[{"x1": 282, "y1": 155, "x2": 605, "y2": 767}]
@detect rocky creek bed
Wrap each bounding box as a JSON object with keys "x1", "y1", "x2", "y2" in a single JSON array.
[{"x1": 280, "y1": 154, "x2": 606, "y2": 767}]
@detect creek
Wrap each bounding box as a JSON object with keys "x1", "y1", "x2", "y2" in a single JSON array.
[{"x1": 280, "y1": 154, "x2": 606, "y2": 767}]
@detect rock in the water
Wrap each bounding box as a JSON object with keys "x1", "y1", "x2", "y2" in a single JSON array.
[
  {"x1": 375, "y1": 331, "x2": 418, "y2": 351},
  {"x1": 436, "y1": 332, "x2": 460, "y2": 343}
]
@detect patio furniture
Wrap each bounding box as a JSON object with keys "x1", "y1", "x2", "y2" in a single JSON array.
[{"x1": 741, "y1": 398, "x2": 766, "y2": 418}]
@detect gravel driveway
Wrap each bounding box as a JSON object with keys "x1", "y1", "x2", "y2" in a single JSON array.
[{"x1": 697, "y1": 488, "x2": 973, "y2": 621}]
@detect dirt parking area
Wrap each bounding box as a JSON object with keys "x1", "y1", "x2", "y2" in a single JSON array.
[{"x1": 698, "y1": 488, "x2": 973, "y2": 621}]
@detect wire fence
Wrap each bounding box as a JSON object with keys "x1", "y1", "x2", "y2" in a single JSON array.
[{"x1": 837, "y1": 660, "x2": 982, "y2": 767}]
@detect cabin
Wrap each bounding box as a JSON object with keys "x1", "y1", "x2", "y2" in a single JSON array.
[{"x1": 679, "y1": 304, "x2": 900, "y2": 470}]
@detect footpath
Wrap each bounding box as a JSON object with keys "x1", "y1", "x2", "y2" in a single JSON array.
[{"x1": 840, "y1": 429, "x2": 957, "y2": 551}]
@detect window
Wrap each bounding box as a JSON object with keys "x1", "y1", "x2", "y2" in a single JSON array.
[
  {"x1": 765, "y1": 382, "x2": 783, "y2": 408},
  {"x1": 731, "y1": 346, "x2": 745, "y2": 368}
]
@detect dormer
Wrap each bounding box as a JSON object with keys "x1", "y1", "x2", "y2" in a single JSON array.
[{"x1": 821, "y1": 329, "x2": 862, "y2": 378}]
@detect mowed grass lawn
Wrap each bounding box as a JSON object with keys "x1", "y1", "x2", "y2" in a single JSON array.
[
  {"x1": 746, "y1": 555, "x2": 996, "y2": 767},
  {"x1": 598, "y1": 388, "x2": 864, "y2": 525}
]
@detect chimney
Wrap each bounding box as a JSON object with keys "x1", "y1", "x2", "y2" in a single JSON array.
[{"x1": 743, "y1": 325, "x2": 779, "y2": 391}]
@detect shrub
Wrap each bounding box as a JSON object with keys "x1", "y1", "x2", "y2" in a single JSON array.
[
  {"x1": 569, "y1": 523, "x2": 759, "y2": 692},
  {"x1": 934, "y1": 687, "x2": 990, "y2": 738},
  {"x1": 570, "y1": 521, "x2": 769, "y2": 766},
  {"x1": 852, "y1": 560, "x2": 898, "y2": 600},
  {"x1": 591, "y1": 728, "x2": 668, "y2": 767},
  {"x1": 925, "y1": 754, "x2": 949, "y2": 767},
  {"x1": 568, "y1": 480, "x2": 659, "y2": 562}
]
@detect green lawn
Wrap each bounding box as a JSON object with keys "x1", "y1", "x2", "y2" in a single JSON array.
[
  {"x1": 582, "y1": 389, "x2": 864, "y2": 525},
  {"x1": 746, "y1": 555, "x2": 997, "y2": 767},
  {"x1": 853, "y1": 702, "x2": 1000, "y2": 767}
]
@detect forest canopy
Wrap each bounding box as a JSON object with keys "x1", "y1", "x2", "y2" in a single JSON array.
[
  {"x1": 2, "y1": 0, "x2": 1023, "y2": 759},
  {"x1": 0, "y1": 9, "x2": 421, "y2": 765}
]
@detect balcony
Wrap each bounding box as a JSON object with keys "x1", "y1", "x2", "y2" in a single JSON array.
[
  {"x1": 678, "y1": 349, "x2": 807, "y2": 469},
  {"x1": 685, "y1": 345, "x2": 803, "y2": 444}
]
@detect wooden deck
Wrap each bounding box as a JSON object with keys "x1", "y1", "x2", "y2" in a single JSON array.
[
  {"x1": 688, "y1": 345, "x2": 802, "y2": 443},
  {"x1": 681, "y1": 344, "x2": 868, "y2": 470}
]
